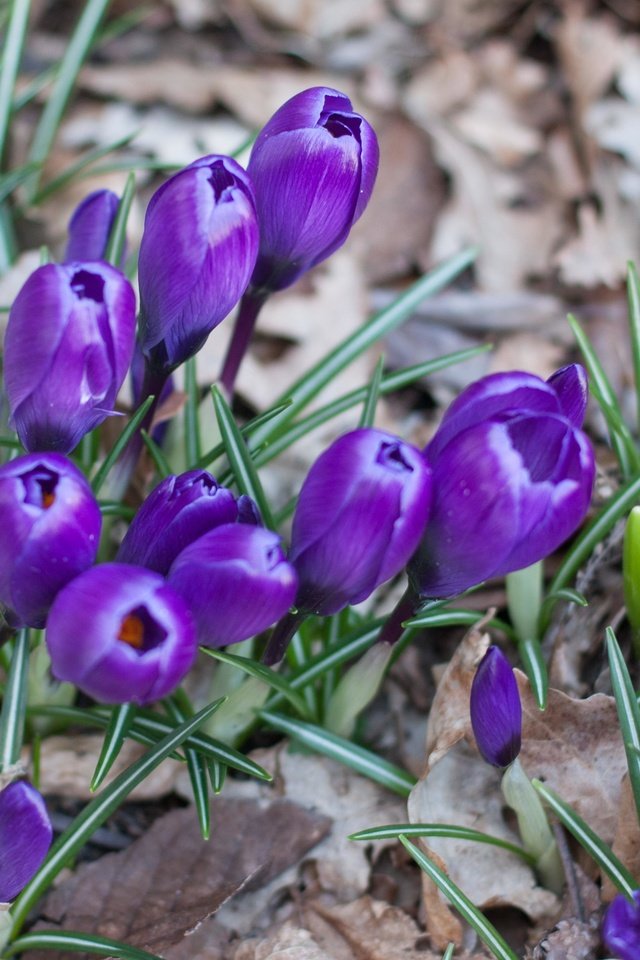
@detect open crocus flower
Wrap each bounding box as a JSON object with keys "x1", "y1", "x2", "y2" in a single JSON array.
[
  {"x1": 248, "y1": 86, "x2": 379, "y2": 293},
  {"x1": 4, "y1": 261, "x2": 136, "y2": 453},
  {"x1": 0, "y1": 452, "x2": 101, "y2": 628},
  {"x1": 289, "y1": 428, "x2": 432, "y2": 617},
  {"x1": 602, "y1": 890, "x2": 640, "y2": 960},
  {"x1": 470, "y1": 646, "x2": 522, "y2": 768},
  {"x1": 409, "y1": 364, "x2": 595, "y2": 598},
  {"x1": 138, "y1": 155, "x2": 259, "y2": 375},
  {"x1": 0, "y1": 781, "x2": 52, "y2": 902},
  {"x1": 46, "y1": 564, "x2": 197, "y2": 705}
]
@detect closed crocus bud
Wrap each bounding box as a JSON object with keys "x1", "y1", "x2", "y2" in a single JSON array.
[
  {"x1": 248, "y1": 86, "x2": 379, "y2": 293},
  {"x1": 289, "y1": 429, "x2": 431, "y2": 617},
  {"x1": 409, "y1": 364, "x2": 595, "y2": 599},
  {"x1": 470, "y1": 646, "x2": 522, "y2": 768},
  {"x1": 5, "y1": 262, "x2": 136, "y2": 453},
  {"x1": 46, "y1": 564, "x2": 197, "y2": 705},
  {"x1": 168, "y1": 524, "x2": 298, "y2": 647},
  {"x1": 116, "y1": 470, "x2": 238, "y2": 575},
  {"x1": 0, "y1": 452, "x2": 101, "y2": 628},
  {"x1": 138, "y1": 155, "x2": 259, "y2": 374},
  {"x1": 0, "y1": 781, "x2": 52, "y2": 902},
  {"x1": 64, "y1": 189, "x2": 119, "y2": 262},
  {"x1": 602, "y1": 889, "x2": 640, "y2": 960}
]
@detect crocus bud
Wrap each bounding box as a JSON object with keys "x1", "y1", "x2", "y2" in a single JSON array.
[
  {"x1": 64, "y1": 189, "x2": 119, "y2": 262},
  {"x1": 46, "y1": 564, "x2": 197, "y2": 705},
  {"x1": 409, "y1": 364, "x2": 595, "y2": 599},
  {"x1": 289, "y1": 429, "x2": 431, "y2": 616},
  {"x1": 168, "y1": 524, "x2": 298, "y2": 647},
  {"x1": 138, "y1": 155, "x2": 259, "y2": 374},
  {"x1": 602, "y1": 889, "x2": 640, "y2": 960},
  {"x1": 0, "y1": 452, "x2": 101, "y2": 628},
  {"x1": 248, "y1": 86, "x2": 379, "y2": 293},
  {"x1": 5, "y1": 262, "x2": 136, "y2": 453},
  {"x1": 116, "y1": 470, "x2": 238, "y2": 575},
  {"x1": 0, "y1": 781, "x2": 52, "y2": 902},
  {"x1": 470, "y1": 646, "x2": 522, "y2": 767}
]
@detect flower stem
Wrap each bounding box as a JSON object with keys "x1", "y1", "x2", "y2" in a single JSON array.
[
  {"x1": 376, "y1": 584, "x2": 419, "y2": 646},
  {"x1": 107, "y1": 364, "x2": 168, "y2": 501},
  {"x1": 219, "y1": 289, "x2": 267, "y2": 398},
  {"x1": 262, "y1": 608, "x2": 307, "y2": 665}
]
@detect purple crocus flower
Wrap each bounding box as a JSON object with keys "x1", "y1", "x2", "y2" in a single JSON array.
[
  {"x1": 0, "y1": 781, "x2": 52, "y2": 902},
  {"x1": 46, "y1": 564, "x2": 197, "y2": 705},
  {"x1": 168, "y1": 524, "x2": 298, "y2": 647},
  {"x1": 138, "y1": 155, "x2": 259, "y2": 374},
  {"x1": 602, "y1": 890, "x2": 640, "y2": 960},
  {"x1": 289, "y1": 429, "x2": 432, "y2": 616},
  {"x1": 4, "y1": 262, "x2": 136, "y2": 453},
  {"x1": 116, "y1": 470, "x2": 238, "y2": 575},
  {"x1": 470, "y1": 646, "x2": 522, "y2": 768},
  {"x1": 0, "y1": 453, "x2": 101, "y2": 628},
  {"x1": 248, "y1": 86, "x2": 379, "y2": 293},
  {"x1": 64, "y1": 189, "x2": 119, "y2": 262},
  {"x1": 409, "y1": 364, "x2": 595, "y2": 599}
]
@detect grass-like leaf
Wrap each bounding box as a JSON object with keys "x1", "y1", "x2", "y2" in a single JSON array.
[
  {"x1": 359, "y1": 355, "x2": 385, "y2": 428},
  {"x1": 606, "y1": 626, "x2": 640, "y2": 823},
  {"x1": 195, "y1": 400, "x2": 292, "y2": 471},
  {"x1": 184, "y1": 356, "x2": 202, "y2": 465},
  {"x1": 25, "y1": 0, "x2": 112, "y2": 201},
  {"x1": 568, "y1": 313, "x2": 640, "y2": 479},
  {"x1": 0, "y1": 163, "x2": 40, "y2": 203},
  {"x1": 211, "y1": 386, "x2": 275, "y2": 528},
  {"x1": 91, "y1": 394, "x2": 155, "y2": 495},
  {"x1": 399, "y1": 836, "x2": 519, "y2": 960},
  {"x1": 441, "y1": 945, "x2": 455, "y2": 960},
  {"x1": 202, "y1": 649, "x2": 312, "y2": 719},
  {"x1": 90, "y1": 702, "x2": 136, "y2": 792},
  {"x1": 349, "y1": 823, "x2": 534, "y2": 863},
  {"x1": 249, "y1": 247, "x2": 478, "y2": 448},
  {"x1": 104, "y1": 172, "x2": 136, "y2": 266},
  {"x1": 5, "y1": 930, "x2": 163, "y2": 960},
  {"x1": 403, "y1": 607, "x2": 516, "y2": 639},
  {"x1": 627, "y1": 261, "x2": 640, "y2": 435},
  {"x1": 517, "y1": 635, "x2": 548, "y2": 711},
  {"x1": 532, "y1": 779, "x2": 636, "y2": 897},
  {"x1": 259, "y1": 709, "x2": 415, "y2": 796},
  {"x1": 10, "y1": 700, "x2": 222, "y2": 933},
  {"x1": 0, "y1": 0, "x2": 31, "y2": 158},
  {"x1": 546, "y1": 472, "x2": 640, "y2": 605},
  {"x1": 140, "y1": 429, "x2": 172, "y2": 478},
  {"x1": 254, "y1": 346, "x2": 490, "y2": 465},
  {"x1": 164, "y1": 693, "x2": 211, "y2": 840},
  {"x1": 33, "y1": 133, "x2": 137, "y2": 204},
  {"x1": 0, "y1": 628, "x2": 29, "y2": 769}
]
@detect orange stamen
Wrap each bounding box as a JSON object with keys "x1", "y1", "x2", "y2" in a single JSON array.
[
  {"x1": 118, "y1": 614, "x2": 144, "y2": 649},
  {"x1": 42, "y1": 490, "x2": 55, "y2": 508}
]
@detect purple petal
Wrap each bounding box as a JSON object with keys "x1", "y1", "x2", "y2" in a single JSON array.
[
  {"x1": 602, "y1": 890, "x2": 640, "y2": 960},
  {"x1": 470, "y1": 646, "x2": 522, "y2": 767},
  {"x1": 0, "y1": 781, "x2": 52, "y2": 901},
  {"x1": 546, "y1": 364, "x2": 589, "y2": 428},
  {"x1": 65, "y1": 190, "x2": 119, "y2": 263},
  {"x1": 168, "y1": 524, "x2": 298, "y2": 647}
]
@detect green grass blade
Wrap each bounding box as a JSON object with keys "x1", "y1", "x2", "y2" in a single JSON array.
[
  {"x1": 90, "y1": 703, "x2": 136, "y2": 792},
  {"x1": 10, "y1": 700, "x2": 221, "y2": 933},
  {"x1": 140, "y1": 429, "x2": 171, "y2": 478},
  {"x1": 202, "y1": 649, "x2": 312, "y2": 719},
  {"x1": 0, "y1": 197, "x2": 17, "y2": 269},
  {"x1": 6, "y1": 930, "x2": 163, "y2": 960},
  {"x1": 211, "y1": 386, "x2": 274, "y2": 528},
  {"x1": 349, "y1": 823, "x2": 534, "y2": 863},
  {"x1": 25, "y1": 0, "x2": 112, "y2": 201},
  {"x1": 164, "y1": 693, "x2": 210, "y2": 840},
  {"x1": 0, "y1": 0, "x2": 31, "y2": 160},
  {"x1": 209, "y1": 760, "x2": 226, "y2": 793},
  {"x1": 568, "y1": 313, "x2": 640, "y2": 478},
  {"x1": 0, "y1": 628, "x2": 29, "y2": 769},
  {"x1": 104, "y1": 172, "x2": 136, "y2": 266},
  {"x1": 259, "y1": 709, "x2": 415, "y2": 796},
  {"x1": 253, "y1": 347, "x2": 490, "y2": 466},
  {"x1": 516, "y1": 635, "x2": 548, "y2": 711},
  {"x1": 627, "y1": 261, "x2": 640, "y2": 435},
  {"x1": 195, "y1": 400, "x2": 292, "y2": 471},
  {"x1": 546, "y1": 473, "x2": 640, "y2": 606},
  {"x1": 399, "y1": 837, "x2": 519, "y2": 960},
  {"x1": 606, "y1": 626, "x2": 640, "y2": 823},
  {"x1": 33, "y1": 133, "x2": 137, "y2": 204},
  {"x1": 91, "y1": 394, "x2": 155, "y2": 495},
  {"x1": 184, "y1": 357, "x2": 201, "y2": 465},
  {"x1": 0, "y1": 163, "x2": 39, "y2": 203},
  {"x1": 403, "y1": 607, "x2": 516, "y2": 639},
  {"x1": 250, "y1": 248, "x2": 478, "y2": 447},
  {"x1": 359, "y1": 355, "x2": 385, "y2": 428},
  {"x1": 532, "y1": 779, "x2": 636, "y2": 897},
  {"x1": 441, "y1": 945, "x2": 455, "y2": 960}
]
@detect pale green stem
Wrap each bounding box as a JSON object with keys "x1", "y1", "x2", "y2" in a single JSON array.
[{"x1": 326, "y1": 643, "x2": 392, "y2": 739}]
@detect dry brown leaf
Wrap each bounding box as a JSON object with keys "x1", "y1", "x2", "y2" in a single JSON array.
[
  {"x1": 555, "y1": 9, "x2": 626, "y2": 120},
  {"x1": 30, "y1": 798, "x2": 330, "y2": 959},
  {"x1": 247, "y1": 0, "x2": 385, "y2": 38},
  {"x1": 607, "y1": 774, "x2": 640, "y2": 901}
]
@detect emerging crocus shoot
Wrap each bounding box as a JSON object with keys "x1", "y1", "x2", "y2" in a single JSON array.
[{"x1": 470, "y1": 646, "x2": 564, "y2": 895}]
